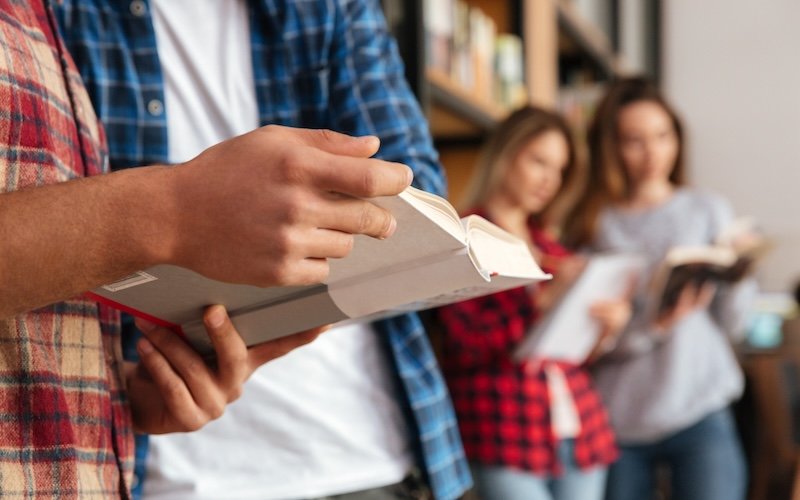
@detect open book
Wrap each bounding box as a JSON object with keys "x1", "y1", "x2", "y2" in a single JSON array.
[
  {"x1": 652, "y1": 217, "x2": 770, "y2": 316},
  {"x1": 513, "y1": 253, "x2": 646, "y2": 363},
  {"x1": 90, "y1": 187, "x2": 551, "y2": 353}
]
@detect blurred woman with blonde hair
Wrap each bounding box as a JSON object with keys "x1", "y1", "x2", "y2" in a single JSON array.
[{"x1": 436, "y1": 106, "x2": 628, "y2": 500}]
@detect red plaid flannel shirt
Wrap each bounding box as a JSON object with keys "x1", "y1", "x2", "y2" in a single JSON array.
[
  {"x1": 436, "y1": 212, "x2": 617, "y2": 475},
  {"x1": 0, "y1": 1, "x2": 133, "y2": 497}
]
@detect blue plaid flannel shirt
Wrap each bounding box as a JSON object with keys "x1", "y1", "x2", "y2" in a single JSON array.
[{"x1": 54, "y1": 0, "x2": 471, "y2": 498}]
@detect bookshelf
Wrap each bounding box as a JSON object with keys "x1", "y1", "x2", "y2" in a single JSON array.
[
  {"x1": 558, "y1": 0, "x2": 621, "y2": 80},
  {"x1": 426, "y1": 67, "x2": 506, "y2": 136},
  {"x1": 382, "y1": 0, "x2": 660, "y2": 206}
]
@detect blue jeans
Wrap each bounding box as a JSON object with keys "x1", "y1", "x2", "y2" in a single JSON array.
[
  {"x1": 471, "y1": 439, "x2": 608, "y2": 500},
  {"x1": 605, "y1": 408, "x2": 747, "y2": 500}
]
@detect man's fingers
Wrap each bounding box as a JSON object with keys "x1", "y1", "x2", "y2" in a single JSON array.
[
  {"x1": 302, "y1": 229, "x2": 355, "y2": 259},
  {"x1": 136, "y1": 337, "x2": 207, "y2": 431},
  {"x1": 203, "y1": 305, "x2": 248, "y2": 389},
  {"x1": 292, "y1": 193, "x2": 398, "y2": 240},
  {"x1": 312, "y1": 154, "x2": 413, "y2": 198},
  {"x1": 285, "y1": 128, "x2": 380, "y2": 158},
  {"x1": 140, "y1": 324, "x2": 222, "y2": 411},
  {"x1": 247, "y1": 326, "x2": 328, "y2": 367},
  {"x1": 258, "y1": 258, "x2": 330, "y2": 287},
  {"x1": 313, "y1": 196, "x2": 397, "y2": 239}
]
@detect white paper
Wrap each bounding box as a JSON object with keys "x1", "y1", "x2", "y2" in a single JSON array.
[{"x1": 514, "y1": 253, "x2": 647, "y2": 363}]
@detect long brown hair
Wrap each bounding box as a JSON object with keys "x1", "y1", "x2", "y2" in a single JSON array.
[
  {"x1": 563, "y1": 77, "x2": 687, "y2": 248},
  {"x1": 461, "y1": 105, "x2": 584, "y2": 227}
]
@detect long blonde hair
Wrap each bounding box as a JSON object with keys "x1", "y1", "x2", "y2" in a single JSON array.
[
  {"x1": 563, "y1": 77, "x2": 687, "y2": 248},
  {"x1": 461, "y1": 106, "x2": 584, "y2": 227}
]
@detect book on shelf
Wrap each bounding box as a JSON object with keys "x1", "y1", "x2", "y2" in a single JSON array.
[
  {"x1": 494, "y1": 33, "x2": 526, "y2": 109},
  {"x1": 424, "y1": 0, "x2": 454, "y2": 75},
  {"x1": 651, "y1": 217, "x2": 770, "y2": 317},
  {"x1": 423, "y1": 0, "x2": 523, "y2": 109},
  {"x1": 90, "y1": 187, "x2": 551, "y2": 353},
  {"x1": 451, "y1": 0, "x2": 472, "y2": 89},
  {"x1": 469, "y1": 6, "x2": 496, "y2": 103},
  {"x1": 513, "y1": 253, "x2": 646, "y2": 364}
]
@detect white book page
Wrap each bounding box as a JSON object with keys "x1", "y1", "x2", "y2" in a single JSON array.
[
  {"x1": 464, "y1": 215, "x2": 550, "y2": 280},
  {"x1": 399, "y1": 186, "x2": 465, "y2": 241},
  {"x1": 665, "y1": 245, "x2": 738, "y2": 267},
  {"x1": 514, "y1": 253, "x2": 647, "y2": 363}
]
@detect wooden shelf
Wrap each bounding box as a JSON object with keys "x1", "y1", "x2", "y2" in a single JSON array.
[
  {"x1": 426, "y1": 68, "x2": 510, "y2": 139},
  {"x1": 556, "y1": 0, "x2": 623, "y2": 79}
]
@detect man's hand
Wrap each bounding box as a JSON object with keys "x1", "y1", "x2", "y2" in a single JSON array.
[
  {"x1": 166, "y1": 126, "x2": 414, "y2": 287},
  {"x1": 126, "y1": 305, "x2": 323, "y2": 434}
]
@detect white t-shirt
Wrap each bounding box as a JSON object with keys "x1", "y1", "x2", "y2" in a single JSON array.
[{"x1": 144, "y1": 2, "x2": 414, "y2": 498}]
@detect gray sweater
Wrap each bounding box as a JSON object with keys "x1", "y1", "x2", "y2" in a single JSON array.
[{"x1": 590, "y1": 188, "x2": 757, "y2": 444}]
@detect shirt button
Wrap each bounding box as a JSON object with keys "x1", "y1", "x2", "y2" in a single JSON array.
[
  {"x1": 130, "y1": 0, "x2": 146, "y2": 17},
  {"x1": 147, "y1": 99, "x2": 164, "y2": 116}
]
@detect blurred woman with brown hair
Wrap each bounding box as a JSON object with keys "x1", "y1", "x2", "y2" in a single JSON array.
[
  {"x1": 564, "y1": 77, "x2": 756, "y2": 500},
  {"x1": 436, "y1": 106, "x2": 629, "y2": 500}
]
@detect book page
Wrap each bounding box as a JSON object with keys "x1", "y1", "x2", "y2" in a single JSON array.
[
  {"x1": 463, "y1": 215, "x2": 550, "y2": 281},
  {"x1": 399, "y1": 186, "x2": 465, "y2": 241},
  {"x1": 514, "y1": 253, "x2": 647, "y2": 363},
  {"x1": 327, "y1": 187, "x2": 467, "y2": 284},
  {"x1": 649, "y1": 245, "x2": 739, "y2": 316},
  {"x1": 665, "y1": 245, "x2": 738, "y2": 268}
]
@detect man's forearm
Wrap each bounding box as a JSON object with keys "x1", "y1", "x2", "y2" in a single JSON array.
[{"x1": 0, "y1": 166, "x2": 176, "y2": 317}]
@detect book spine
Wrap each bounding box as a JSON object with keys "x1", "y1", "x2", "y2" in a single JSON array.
[{"x1": 85, "y1": 291, "x2": 185, "y2": 334}]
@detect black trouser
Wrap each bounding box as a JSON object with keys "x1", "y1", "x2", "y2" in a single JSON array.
[{"x1": 309, "y1": 471, "x2": 431, "y2": 500}]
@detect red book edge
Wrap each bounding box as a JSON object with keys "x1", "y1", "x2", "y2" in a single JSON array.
[{"x1": 85, "y1": 291, "x2": 185, "y2": 336}]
